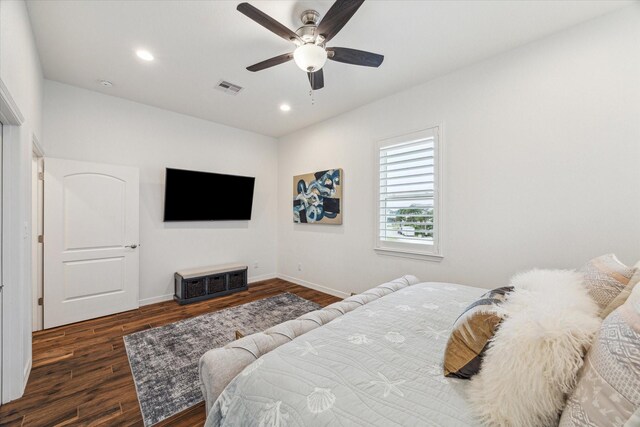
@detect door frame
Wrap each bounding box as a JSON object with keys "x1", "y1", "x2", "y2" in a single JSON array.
[
  {"x1": 31, "y1": 139, "x2": 44, "y2": 331},
  {"x1": 0, "y1": 117, "x2": 3, "y2": 405},
  {"x1": 0, "y1": 77, "x2": 27, "y2": 403}
]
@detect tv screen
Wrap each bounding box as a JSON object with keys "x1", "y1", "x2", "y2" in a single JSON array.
[{"x1": 163, "y1": 168, "x2": 255, "y2": 221}]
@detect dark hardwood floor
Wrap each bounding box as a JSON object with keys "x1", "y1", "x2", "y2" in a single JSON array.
[{"x1": 0, "y1": 279, "x2": 341, "y2": 427}]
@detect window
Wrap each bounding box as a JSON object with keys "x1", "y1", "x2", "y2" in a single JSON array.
[{"x1": 375, "y1": 126, "x2": 442, "y2": 260}]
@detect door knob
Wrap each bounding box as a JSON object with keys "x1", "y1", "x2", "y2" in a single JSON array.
[{"x1": 126, "y1": 244, "x2": 138, "y2": 249}]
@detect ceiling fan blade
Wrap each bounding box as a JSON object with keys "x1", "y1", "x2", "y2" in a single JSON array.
[
  {"x1": 307, "y1": 69, "x2": 325, "y2": 90},
  {"x1": 237, "y1": 3, "x2": 301, "y2": 44},
  {"x1": 327, "y1": 47, "x2": 384, "y2": 67},
  {"x1": 247, "y1": 53, "x2": 294, "y2": 72},
  {"x1": 317, "y1": 0, "x2": 365, "y2": 43}
]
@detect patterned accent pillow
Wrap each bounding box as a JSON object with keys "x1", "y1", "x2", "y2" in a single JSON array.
[
  {"x1": 559, "y1": 290, "x2": 640, "y2": 426},
  {"x1": 580, "y1": 254, "x2": 636, "y2": 317},
  {"x1": 443, "y1": 286, "x2": 512, "y2": 379},
  {"x1": 631, "y1": 271, "x2": 640, "y2": 304},
  {"x1": 600, "y1": 261, "x2": 640, "y2": 318}
]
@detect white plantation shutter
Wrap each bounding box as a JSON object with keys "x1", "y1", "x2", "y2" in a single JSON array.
[{"x1": 376, "y1": 127, "x2": 441, "y2": 258}]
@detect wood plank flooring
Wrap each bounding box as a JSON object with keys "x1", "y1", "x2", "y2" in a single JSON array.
[{"x1": 0, "y1": 279, "x2": 341, "y2": 427}]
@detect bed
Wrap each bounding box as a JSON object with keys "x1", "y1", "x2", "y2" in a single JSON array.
[{"x1": 200, "y1": 276, "x2": 487, "y2": 426}]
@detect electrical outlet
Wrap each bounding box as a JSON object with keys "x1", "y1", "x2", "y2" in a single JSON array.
[
  {"x1": 297, "y1": 263, "x2": 302, "y2": 271},
  {"x1": 254, "y1": 261, "x2": 259, "y2": 269}
]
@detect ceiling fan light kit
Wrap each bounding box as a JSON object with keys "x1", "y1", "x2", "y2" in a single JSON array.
[
  {"x1": 293, "y1": 44, "x2": 327, "y2": 72},
  {"x1": 237, "y1": 0, "x2": 383, "y2": 91}
]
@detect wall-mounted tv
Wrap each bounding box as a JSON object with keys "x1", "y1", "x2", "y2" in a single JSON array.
[{"x1": 163, "y1": 168, "x2": 255, "y2": 221}]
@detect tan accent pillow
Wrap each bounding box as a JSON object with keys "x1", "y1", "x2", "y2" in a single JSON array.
[
  {"x1": 579, "y1": 254, "x2": 636, "y2": 317},
  {"x1": 559, "y1": 293, "x2": 640, "y2": 427},
  {"x1": 443, "y1": 286, "x2": 512, "y2": 379},
  {"x1": 626, "y1": 268, "x2": 640, "y2": 305},
  {"x1": 600, "y1": 261, "x2": 640, "y2": 318}
]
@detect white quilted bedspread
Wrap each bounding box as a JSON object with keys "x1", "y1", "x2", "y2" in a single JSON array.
[{"x1": 206, "y1": 282, "x2": 486, "y2": 427}]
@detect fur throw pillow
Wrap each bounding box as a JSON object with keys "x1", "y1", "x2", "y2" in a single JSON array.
[{"x1": 468, "y1": 269, "x2": 601, "y2": 427}]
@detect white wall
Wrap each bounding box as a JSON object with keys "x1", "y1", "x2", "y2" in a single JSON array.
[
  {"x1": 277, "y1": 6, "x2": 640, "y2": 296},
  {"x1": 43, "y1": 81, "x2": 278, "y2": 304},
  {"x1": 0, "y1": 0, "x2": 43, "y2": 402}
]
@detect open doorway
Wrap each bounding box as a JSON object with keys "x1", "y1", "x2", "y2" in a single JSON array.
[{"x1": 32, "y1": 142, "x2": 43, "y2": 331}]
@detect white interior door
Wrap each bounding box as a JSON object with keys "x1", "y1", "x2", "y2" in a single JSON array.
[{"x1": 44, "y1": 158, "x2": 139, "y2": 328}]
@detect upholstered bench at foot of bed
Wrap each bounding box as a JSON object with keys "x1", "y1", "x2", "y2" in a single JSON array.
[{"x1": 198, "y1": 275, "x2": 420, "y2": 412}]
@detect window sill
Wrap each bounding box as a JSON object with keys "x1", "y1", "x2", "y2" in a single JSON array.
[{"x1": 374, "y1": 247, "x2": 444, "y2": 262}]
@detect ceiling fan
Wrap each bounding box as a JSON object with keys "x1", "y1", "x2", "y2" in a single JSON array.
[{"x1": 237, "y1": 0, "x2": 384, "y2": 90}]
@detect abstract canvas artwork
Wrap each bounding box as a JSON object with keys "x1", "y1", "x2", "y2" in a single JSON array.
[{"x1": 293, "y1": 169, "x2": 343, "y2": 224}]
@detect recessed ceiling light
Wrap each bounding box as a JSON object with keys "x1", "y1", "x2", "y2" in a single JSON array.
[
  {"x1": 280, "y1": 104, "x2": 291, "y2": 112},
  {"x1": 99, "y1": 80, "x2": 113, "y2": 87},
  {"x1": 136, "y1": 49, "x2": 154, "y2": 61}
]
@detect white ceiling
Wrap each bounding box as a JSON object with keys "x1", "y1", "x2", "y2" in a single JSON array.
[{"x1": 27, "y1": 0, "x2": 631, "y2": 137}]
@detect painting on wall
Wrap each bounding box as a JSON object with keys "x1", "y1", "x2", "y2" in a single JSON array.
[{"x1": 293, "y1": 169, "x2": 343, "y2": 224}]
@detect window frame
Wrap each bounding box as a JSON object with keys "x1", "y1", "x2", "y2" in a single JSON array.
[{"x1": 374, "y1": 125, "x2": 443, "y2": 261}]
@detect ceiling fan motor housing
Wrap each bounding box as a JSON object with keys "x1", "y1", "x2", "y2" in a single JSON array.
[
  {"x1": 296, "y1": 25, "x2": 318, "y2": 44},
  {"x1": 297, "y1": 10, "x2": 325, "y2": 45},
  {"x1": 300, "y1": 9, "x2": 320, "y2": 25}
]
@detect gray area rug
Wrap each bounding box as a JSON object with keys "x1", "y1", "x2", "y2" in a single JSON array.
[{"x1": 123, "y1": 293, "x2": 321, "y2": 426}]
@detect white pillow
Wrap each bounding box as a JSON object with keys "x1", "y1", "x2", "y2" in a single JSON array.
[{"x1": 467, "y1": 269, "x2": 601, "y2": 426}]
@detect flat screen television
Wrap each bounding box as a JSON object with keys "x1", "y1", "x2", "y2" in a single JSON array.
[{"x1": 163, "y1": 168, "x2": 255, "y2": 221}]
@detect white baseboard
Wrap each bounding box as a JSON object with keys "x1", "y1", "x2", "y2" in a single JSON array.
[
  {"x1": 277, "y1": 274, "x2": 350, "y2": 299},
  {"x1": 138, "y1": 273, "x2": 278, "y2": 306},
  {"x1": 139, "y1": 293, "x2": 174, "y2": 306},
  {"x1": 248, "y1": 273, "x2": 277, "y2": 283}
]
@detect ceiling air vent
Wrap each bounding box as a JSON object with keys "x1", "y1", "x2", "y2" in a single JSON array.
[{"x1": 215, "y1": 80, "x2": 243, "y2": 95}]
